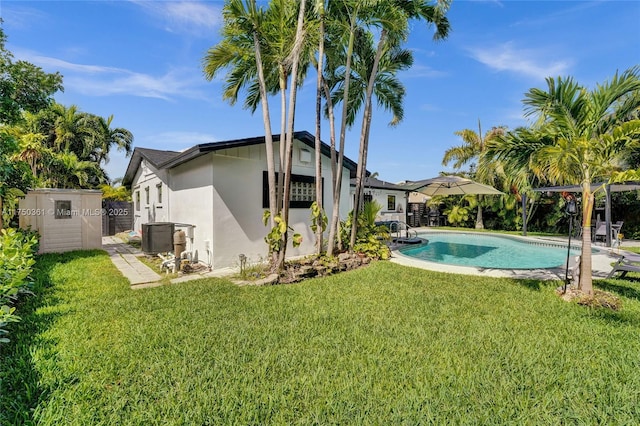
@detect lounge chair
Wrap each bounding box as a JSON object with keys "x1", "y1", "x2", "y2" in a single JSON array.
[{"x1": 607, "y1": 254, "x2": 640, "y2": 279}]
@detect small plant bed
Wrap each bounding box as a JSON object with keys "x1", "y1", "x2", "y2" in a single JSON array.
[
  {"x1": 557, "y1": 286, "x2": 622, "y2": 310},
  {"x1": 231, "y1": 252, "x2": 372, "y2": 286},
  {"x1": 278, "y1": 252, "x2": 371, "y2": 284}
]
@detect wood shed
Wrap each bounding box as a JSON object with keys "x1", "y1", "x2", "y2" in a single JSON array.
[{"x1": 18, "y1": 189, "x2": 103, "y2": 253}]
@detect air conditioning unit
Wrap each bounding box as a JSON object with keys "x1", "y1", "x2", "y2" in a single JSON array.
[{"x1": 142, "y1": 222, "x2": 175, "y2": 254}]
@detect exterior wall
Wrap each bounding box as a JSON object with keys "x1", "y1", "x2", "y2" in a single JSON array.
[
  {"x1": 350, "y1": 186, "x2": 408, "y2": 223},
  {"x1": 167, "y1": 154, "x2": 214, "y2": 266},
  {"x1": 18, "y1": 189, "x2": 102, "y2": 253},
  {"x1": 207, "y1": 139, "x2": 351, "y2": 269},
  {"x1": 127, "y1": 138, "x2": 352, "y2": 270},
  {"x1": 131, "y1": 160, "x2": 169, "y2": 232}
]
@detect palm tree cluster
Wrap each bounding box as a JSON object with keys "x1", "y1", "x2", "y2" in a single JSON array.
[
  {"x1": 203, "y1": 0, "x2": 450, "y2": 270},
  {"x1": 444, "y1": 67, "x2": 640, "y2": 295},
  {"x1": 5, "y1": 102, "x2": 133, "y2": 189}
]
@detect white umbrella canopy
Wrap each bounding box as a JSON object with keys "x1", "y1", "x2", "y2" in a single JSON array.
[{"x1": 400, "y1": 175, "x2": 503, "y2": 196}]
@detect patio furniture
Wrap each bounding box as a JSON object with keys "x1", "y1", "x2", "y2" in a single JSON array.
[
  {"x1": 611, "y1": 221, "x2": 624, "y2": 246},
  {"x1": 607, "y1": 254, "x2": 640, "y2": 279},
  {"x1": 594, "y1": 220, "x2": 623, "y2": 246}
]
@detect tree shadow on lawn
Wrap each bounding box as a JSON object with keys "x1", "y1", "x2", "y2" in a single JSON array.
[
  {"x1": 597, "y1": 278, "x2": 640, "y2": 302},
  {"x1": 0, "y1": 250, "x2": 103, "y2": 425},
  {"x1": 515, "y1": 278, "x2": 557, "y2": 291}
]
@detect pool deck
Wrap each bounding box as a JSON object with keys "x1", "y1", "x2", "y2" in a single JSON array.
[{"x1": 390, "y1": 229, "x2": 640, "y2": 281}]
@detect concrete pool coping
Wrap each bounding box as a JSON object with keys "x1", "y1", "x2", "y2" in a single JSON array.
[{"x1": 389, "y1": 231, "x2": 635, "y2": 281}]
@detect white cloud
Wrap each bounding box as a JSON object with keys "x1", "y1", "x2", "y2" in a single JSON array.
[
  {"x1": 131, "y1": 1, "x2": 222, "y2": 37},
  {"x1": 0, "y1": 5, "x2": 47, "y2": 30},
  {"x1": 139, "y1": 131, "x2": 218, "y2": 151},
  {"x1": 420, "y1": 103, "x2": 441, "y2": 112},
  {"x1": 467, "y1": 42, "x2": 571, "y2": 81},
  {"x1": 403, "y1": 64, "x2": 447, "y2": 79},
  {"x1": 14, "y1": 49, "x2": 207, "y2": 100}
]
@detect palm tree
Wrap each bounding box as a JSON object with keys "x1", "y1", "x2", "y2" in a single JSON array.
[
  {"x1": 442, "y1": 120, "x2": 505, "y2": 229},
  {"x1": 312, "y1": 0, "x2": 327, "y2": 255},
  {"x1": 486, "y1": 66, "x2": 640, "y2": 295},
  {"x1": 50, "y1": 103, "x2": 90, "y2": 154},
  {"x1": 19, "y1": 104, "x2": 131, "y2": 187},
  {"x1": 349, "y1": 0, "x2": 450, "y2": 250},
  {"x1": 45, "y1": 151, "x2": 105, "y2": 189},
  {"x1": 83, "y1": 114, "x2": 133, "y2": 165},
  {"x1": 204, "y1": 0, "x2": 313, "y2": 270},
  {"x1": 347, "y1": 31, "x2": 413, "y2": 248},
  {"x1": 203, "y1": 2, "x2": 279, "y2": 229},
  {"x1": 324, "y1": 0, "x2": 369, "y2": 256}
]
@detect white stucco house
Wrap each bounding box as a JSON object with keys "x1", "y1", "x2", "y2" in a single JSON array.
[
  {"x1": 350, "y1": 177, "x2": 408, "y2": 223},
  {"x1": 122, "y1": 131, "x2": 357, "y2": 270}
]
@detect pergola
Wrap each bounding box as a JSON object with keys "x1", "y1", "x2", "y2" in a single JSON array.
[{"x1": 524, "y1": 182, "x2": 640, "y2": 247}]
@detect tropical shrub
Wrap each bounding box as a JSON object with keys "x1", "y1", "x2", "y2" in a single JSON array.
[
  {"x1": 444, "y1": 204, "x2": 471, "y2": 227},
  {"x1": 100, "y1": 184, "x2": 131, "y2": 201},
  {"x1": 262, "y1": 211, "x2": 302, "y2": 255},
  {"x1": 341, "y1": 201, "x2": 390, "y2": 259},
  {"x1": 0, "y1": 228, "x2": 38, "y2": 343}
]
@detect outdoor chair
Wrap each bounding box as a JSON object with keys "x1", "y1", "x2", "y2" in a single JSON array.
[
  {"x1": 612, "y1": 221, "x2": 624, "y2": 246},
  {"x1": 594, "y1": 222, "x2": 607, "y2": 243},
  {"x1": 594, "y1": 221, "x2": 624, "y2": 246},
  {"x1": 607, "y1": 254, "x2": 640, "y2": 279}
]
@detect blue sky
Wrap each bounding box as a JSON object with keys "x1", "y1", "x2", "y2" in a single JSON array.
[{"x1": 2, "y1": 0, "x2": 639, "y2": 184}]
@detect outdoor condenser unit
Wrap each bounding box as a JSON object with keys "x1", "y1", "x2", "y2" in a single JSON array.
[{"x1": 142, "y1": 222, "x2": 175, "y2": 254}]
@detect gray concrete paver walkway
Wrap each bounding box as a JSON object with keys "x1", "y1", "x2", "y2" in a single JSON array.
[{"x1": 102, "y1": 236, "x2": 162, "y2": 287}]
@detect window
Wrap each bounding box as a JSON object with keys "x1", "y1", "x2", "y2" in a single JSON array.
[
  {"x1": 55, "y1": 200, "x2": 72, "y2": 219},
  {"x1": 364, "y1": 194, "x2": 373, "y2": 204},
  {"x1": 136, "y1": 191, "x2": 140, "y2": 211},
  {"x1": 145, "y1": 186, "x2": 150, "y2": 204},
  {"x1": 262, "y1": 171, "x2": 322, "y2": 209},
  {"x1": 156, "y1": 184, "x2": 162, "y2": 203},
  {"x1": 387, "y1": 195, "x2": 396, "y2": 211}
]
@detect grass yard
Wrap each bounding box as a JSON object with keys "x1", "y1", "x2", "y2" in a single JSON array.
[{"x1": 1, "y1": 250, "x2": 640, "y2": 425}]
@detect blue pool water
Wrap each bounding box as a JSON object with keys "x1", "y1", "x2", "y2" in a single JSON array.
[{"x1": 400, "y1": 232, "x2": 580, "y2": 270}]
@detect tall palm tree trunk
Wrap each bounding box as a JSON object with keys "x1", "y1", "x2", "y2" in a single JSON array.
[
  {"x1": 277, "y1": 67, "x2": 287, "y2": 212},
  {"x1": 314, "y1": 10, "x2": 325, "y2": 255},
  {"x1": 251, "y1": 19, "x2": 278, "y2": 268},
  {"x1": 350, "y1": 29, "x2": 386, "y2": 249},
  {"x1": 475, "y1": 202, "x2": 484, "y2": 229},
  {"x1": 579, "y1": 183, "x2": 594, "y2": 295},
  {"x1": 277, "y1": 0, "x2": 306, "y2": 269},
  {"x1": 327, "y1": 17, "x2": 356, "y2": 256}
]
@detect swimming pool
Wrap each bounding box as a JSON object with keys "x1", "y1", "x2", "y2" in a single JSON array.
[{"x1": 399, "y1": 231, "x2": 581, "y2": 270}]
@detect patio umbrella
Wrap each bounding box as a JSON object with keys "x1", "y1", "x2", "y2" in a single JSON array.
[{"x1": 401, "y1": 175, "x2": 503, "y2": 196}]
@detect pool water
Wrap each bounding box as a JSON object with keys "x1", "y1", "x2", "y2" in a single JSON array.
[{"x1": 400, "y1": 232, "x2": 580, "y2": 270}]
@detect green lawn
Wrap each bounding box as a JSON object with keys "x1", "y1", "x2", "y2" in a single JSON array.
[{"x1": 2, "y1": 250, "x2": 640, "y2": 425}]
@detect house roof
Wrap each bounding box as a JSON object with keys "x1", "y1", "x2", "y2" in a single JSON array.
[
  {"x1": 123, "y1": 130, "x2": 358, "y2": 187},
  {"x1": 350, "y1": 176, "x2": 408, "y2": 192},
  {"x1": 136, "y1": 147, "x2": 182, "y2": 166}
]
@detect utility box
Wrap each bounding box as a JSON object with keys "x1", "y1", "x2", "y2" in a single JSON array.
[
  {"x1": 18, "y1": 189, "x2": 103, "y2": 253},
  {"x1": 142, "y1": 222, "x2": 175, "y2": 254}
]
